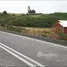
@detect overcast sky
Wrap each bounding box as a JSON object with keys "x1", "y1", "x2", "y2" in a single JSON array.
[{"x1": 0, "y1": 1, "x2": 67, "y2": 14}]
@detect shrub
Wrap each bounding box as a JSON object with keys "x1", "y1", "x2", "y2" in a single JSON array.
[
  {"x1": 3, "y1": 11, "x2": 7, "y2": 14},
  {"x1": 6, "y1": 26, "x2": 22, "y2": 33},
  {"x1": 13, "y1": 27, "x2": 22, "y2": 33},
  {"x1": 59, "y1": 33, "x2": 67, "y2": 40}
]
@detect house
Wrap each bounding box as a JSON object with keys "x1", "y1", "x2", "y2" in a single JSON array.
[{"x1": 52, "y1": 20, "x2": 67, "y2": 34}]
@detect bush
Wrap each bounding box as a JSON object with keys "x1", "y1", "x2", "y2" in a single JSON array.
[
  {"x1": 13, "y1": 27, "x2": 22, "y2": 33},
  {"x1": 3, "y1": 11, "x2": 7, "y2": 14},
  {"x1": 6, "y1": 26, "x2": 22, "y2": 33},
  {"x1": 6, "y1": 25, "x2": 14, "y2": 31},
  {"x1": 0, "y1": 12, "x2": 67, "y2": 28},
  {"x1": 59, "y1": 33, "x2": 67, "y2": 40}
]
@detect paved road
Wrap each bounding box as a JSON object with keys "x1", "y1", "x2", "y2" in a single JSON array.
[
  {"x1": 0, "y1": 47, "x2": 29, "y2": 67},
  {"x1": 0, "y1": 31, "x2": 67, "y2": 67}
]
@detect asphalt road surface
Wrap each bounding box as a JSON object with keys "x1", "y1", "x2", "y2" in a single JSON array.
[
  {"x1": 0, "y1": 31, "x2": 67, "y2": 67},
  {"x1": 0, "y1": 46, "x2": 29, "y2": 67}
]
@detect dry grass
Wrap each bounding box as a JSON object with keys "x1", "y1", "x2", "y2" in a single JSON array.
[
  {"x1": 22, "y1": 27, "x2": 52, "y2": 36},
  {"x1": 0, "y1": 26, "x2": 6, "y2": 30},
  {"x1": 22, "y1": 27, "x2": 60, "y2": 39},
  {"x1": 0, "y1": 26, "x2": 66, "y2": 40}
]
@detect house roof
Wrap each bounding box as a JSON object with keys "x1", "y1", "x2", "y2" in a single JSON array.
[{"x1": 59, "y1": 20, "x2": 67, "y2": 27}]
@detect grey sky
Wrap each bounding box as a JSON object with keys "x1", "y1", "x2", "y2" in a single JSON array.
[{"x1": 0, "y1": 1, "x2": 67, "y2": 14}]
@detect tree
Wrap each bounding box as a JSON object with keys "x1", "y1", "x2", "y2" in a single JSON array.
[
  {"x1": 3, "y1": 11, "x2": 7, "y2": 14},
  {"x1": 28, "y1": 6, "x2": 31, "y2": 13},
  {"x1": 31, "y1": 10, "x2": 36, "y2": 14},
  {"x1": 28, "y1": 10, "x2": 36, "y2": 14},
  {"x1": 27, "y1": 6, "x2": 36, "y2": 14},
  {"x1": 28, "y1": 10, "x2": 32, "y2": 13}
]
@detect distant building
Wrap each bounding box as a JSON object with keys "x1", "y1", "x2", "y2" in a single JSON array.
[{"x1": 52, "y1": 20, "x2": 67, "y2": 34}]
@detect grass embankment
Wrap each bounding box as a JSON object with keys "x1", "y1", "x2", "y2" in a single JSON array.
[
  {"x1": 22, "y1": 27, "x2": 51, "y2": 37},
  {"x1": 0, "y1": 26, "x2": 58, "y2": 38},
  {"x1": 0, "y1": 26, "x2": 67, "y2": 41},
  {"x1": 0, "y1": 26, "x2": 51, "y2": 36}
]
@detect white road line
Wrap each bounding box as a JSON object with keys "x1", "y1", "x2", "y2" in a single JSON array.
[
  {"x1": 0, "y1": 31, "x2": 67, "y2": 49},
  {"x1": 0, "y1": 42, "x2": 45, "y2": 67},
  {"x1": 0, "y1": 45, "x2": 36, "y2": 67}
]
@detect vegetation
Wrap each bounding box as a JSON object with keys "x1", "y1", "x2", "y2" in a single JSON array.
[
  {"x1": 3, "y1": 11, "x2": 7, "y2": 14},
  {"x1": 28, "y1": 10, "x2": 36, "y2": 14},
  {"x1": 0, "y1": 12, "x2": 67, "y2": 28},
  {"x1": 22, "y1": 27, "x2": 51, "y2": 36},
  {"x1": 0, "y1": 12, "x2": 67, "y2": 40},
  {"x1": 59, "y1": 33, "x2": 67, "y2": 40},
  {"x1": 28, "y1": 6, "x2": 36, "y2": 14}
]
